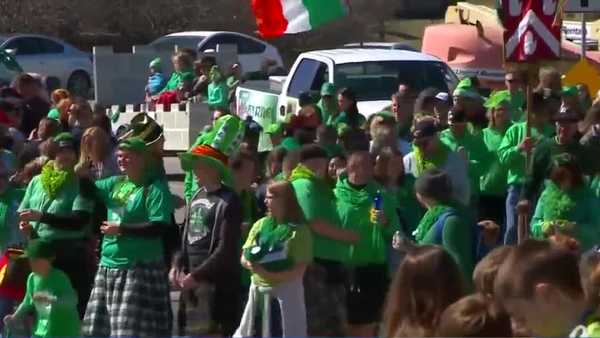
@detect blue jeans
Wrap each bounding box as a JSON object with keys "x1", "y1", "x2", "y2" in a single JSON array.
[{"x1": 504, "y1": 185, "x2": 522, "y2": 245}]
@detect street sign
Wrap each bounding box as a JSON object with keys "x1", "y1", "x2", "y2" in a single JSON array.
[
  {"x1": 564, "y1": 0, "x2": 600, "y2": 13},
  {"x1": 502, "y1": 0, "x2": 562, "y2": 62}
]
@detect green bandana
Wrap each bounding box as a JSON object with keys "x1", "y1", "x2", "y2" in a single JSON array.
[
  {"x1": 413, "y1": 204, "x2": 453, "y2": 242},
  {"x1": 244, "y1": 217, "x2": 296, "y2": 271},
  {"x1": 111, "y1": 178, "x2": 139, "y2": 206},
  {"x1": 413, "y1": 142, "x2": 450, "y2": 176},
  {"x1": 40, "y1": 161, "x2": 72, "y2": 199}
]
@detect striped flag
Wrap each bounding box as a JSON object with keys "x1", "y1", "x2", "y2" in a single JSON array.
[{"x1": 251, "y1": 0, "x2": 348, "y2": 38}]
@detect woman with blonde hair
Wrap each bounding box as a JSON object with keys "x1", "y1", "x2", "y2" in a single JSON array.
[
  {"x1": 236, "y1": 180, "x2": 312, "y2": 337},
  {"x1": 76, "y1": 127, "x2": 118, "y2": 180}
]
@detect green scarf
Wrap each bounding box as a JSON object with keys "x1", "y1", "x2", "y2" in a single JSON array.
[
  {"x1": 542, "y1": 181, "x2": 580, "y2": 221},
  {"x1": 40, "y1": 161, "x2": 72, "y2": 199},
  {"x1": 111, "y1": 178, "x2": 139, "y2": 206},
  {"x1": 289, "y1": 164, "x2": 317, "y2": 182},
  {"x1": 413, "y1": 142, "x2": 450, "y2": 176},
  {"x1": 413, "y1": 204, "x2": 453, "y2": 242},
  {"x1": 257, "y1": 216, "x2": 294, "y2": 249}
]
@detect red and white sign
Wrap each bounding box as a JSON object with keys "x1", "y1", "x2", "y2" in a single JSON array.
[{"x1": 502, "y1": 0, "x2": 562, "y2": 62}]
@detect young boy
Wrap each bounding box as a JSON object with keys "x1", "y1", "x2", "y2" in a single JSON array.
[
  {"x1": 4, "y1": 239, "x2": 80, "y2": 337},
  {"x1": 494, "y1": 239, "x2": 588, "y2": 337},
  {"x1": 173, "y1": 114, "x2": 244, "y2": 336},
  {"x1": 146, "y1": 57, "x2": 167, "y2": 96}
]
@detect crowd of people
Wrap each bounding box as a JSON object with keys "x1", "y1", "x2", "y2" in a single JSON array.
[{"x1": 0, "y1": 50, "x2": 599, "y2": 338}]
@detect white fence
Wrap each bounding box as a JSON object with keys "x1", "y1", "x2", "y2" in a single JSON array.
[{"x1": 109, "y1": 102, "x2": 212, "y2": 151}]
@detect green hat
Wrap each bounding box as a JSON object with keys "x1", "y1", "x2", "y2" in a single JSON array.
[
  {"x1": 453, "y1": 78, "x2": 483, "y2": 100},
  {"x1": 120, "y1": 113, "x2": 164, "y2": 146},
  {"x1": 320, "y1": 83, "x2": 336, "y2": 97},
  {"x1": 118, "y1": 137, "x2": 146, "y2": 153},
  {"x1": 53, "y1": 132, "x2": 75, "y2": 150},
  {"x1": 484, "y1": 90, "x2": 511, "y2": 109},
  {"x1": 24, "y1": 239, "x2": 55, "y2": 259},
  {"x1": 562, "y1": 86, "x2": 579, "y2": 97},
  {"x1": 178, "y1": 115, "x2": 244, "y2": 186},
  {"x1": 375, "y1": 110, "x2": 395, "y2": 121},
  {"x1": 265, "y1": 123, "x2": 283, "y2": 135},
  {"x1": 149, "y1": 57, "x2": 162, "y2": 70}
]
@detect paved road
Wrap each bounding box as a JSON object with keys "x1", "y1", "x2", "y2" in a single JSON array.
[{"x1": 164, "y1": 155, "x2": 185, "y2": 224}]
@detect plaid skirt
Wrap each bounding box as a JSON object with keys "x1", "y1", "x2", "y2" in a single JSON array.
[{"x1": 82, "y1": 261, "x2": 172, "y2": 337}]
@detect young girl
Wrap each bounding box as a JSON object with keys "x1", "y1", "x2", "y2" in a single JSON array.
[
  {"x1": 205, "y1": 65, "x2": 229, "y2": 110},
  {"x1": 235, "y1": 181, "x2": 313, "y2": 337},
  {"x1": 381, "y1": 245, "x2": 464, "y2": 337},
  {"x1": 76, "y1": 127, "x2": 118, "y2": 180},
  {"x1": 4, "y1": 239, "x2": 80, "y2": 337}
]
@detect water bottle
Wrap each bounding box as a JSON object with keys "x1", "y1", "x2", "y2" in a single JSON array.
[{"x1": 373, "y1": 190, "x2": 383, "y2": 211}]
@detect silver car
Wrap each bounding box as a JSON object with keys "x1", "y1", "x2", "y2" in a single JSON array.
[{"x1": 0, "y1": 34, "x2": 93, "y2": 96}]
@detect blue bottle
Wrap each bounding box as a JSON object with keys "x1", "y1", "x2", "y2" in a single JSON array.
[{"x1": 373, "y1": 190, "x2": 383, "y2": 210}]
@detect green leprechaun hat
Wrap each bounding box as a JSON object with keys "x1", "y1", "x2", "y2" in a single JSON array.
[
  {"x1": 119, "y1": 113, "x2": 164, "y2": 146},
  {"x1": 179, "y1": 114, "x2": 245, "y2": 186}
]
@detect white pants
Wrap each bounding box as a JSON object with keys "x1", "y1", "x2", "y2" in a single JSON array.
[{"x1": 234, "y1": 278, "x2": 307, "y2": 338}]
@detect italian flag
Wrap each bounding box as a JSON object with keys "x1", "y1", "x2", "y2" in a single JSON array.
[{"x1": 251, "y1": 0, "x2": 348, "y2": 38}]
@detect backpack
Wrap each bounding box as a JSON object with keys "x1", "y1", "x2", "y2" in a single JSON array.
[{"x1": 432, "y1": 210, "x2": 492, "y2": 263}]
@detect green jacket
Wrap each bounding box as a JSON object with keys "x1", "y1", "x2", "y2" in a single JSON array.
[
  {"x1": 331, "y1": 111, "x2": 366, "y2": 131},
  {"x1": 334, "y1": 176, "x2": 399, "y2": 266},
  {"x1": 395, "y1": 175, "x2": 424, "y2": 240},
  {"x1": 480, "y1": 125, "x2": 511, "y2": 197},
  {"x1": 440, "y1": 127, "x2": 490, "y2": 197},
  {"x1": 161, "y1": 69, "x2": 194, "y2": 93},
  {"x1": 14, "y1": 269, "x2": 80, "y2": 337},
  {"x1": 290, "y1": 165, "x2": 348, "y2": 263},
  {"x1": 497, "y1": 121, "x2": 554, "y2": 186},
  {"x1": 531, "y1": 182, "x2": 600, "y2": 252},
  {"x1": 317, "y1": 99, "x2": 337, "y2": 124}
]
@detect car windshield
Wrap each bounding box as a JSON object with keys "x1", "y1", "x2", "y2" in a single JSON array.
[{"x1": 334, "y1": 61, "x2": 457, "y2": 101}]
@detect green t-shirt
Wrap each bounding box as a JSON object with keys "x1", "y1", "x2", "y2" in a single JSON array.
[
  {"x1": 243, "y1": 217, "x2": 312, "y2": 287},
  {"x1": 14, "y1": 268, "x2": 80, "y2": 337},
  {"x1": 440, "y1": 126, "x2": 490, "y2": 197},
  {"x1": 497, "y1": 121, "x2": 554, "y2": 186},
  {"x1": 290, "y1": 171, "x2": 348, "y2": 262},
  {"x1": 480, "y1": 126, "x2": 511, "y2": 197},
  {"x1": 18, "y1": 175, "x2": 93, "y2": 240},
  {"x1": 95, "y1": 176, "x2": 174, "y2": 268},
  {"x1": 206, "y1": 81, "x2": 229, "y2": 109},
  {"x1": 317, "y1": 99, "x2": 337, "y2": 124},
  {"x1": 334, "y1": 177, "x2": 399, "y2": 266}
]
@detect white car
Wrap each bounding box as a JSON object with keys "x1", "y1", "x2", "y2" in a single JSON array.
[
  {"x1": 343, "y1": 42, "x2": 419, "y2": 52},
  {"x1": 149, "y1": 31, "x2": 284, "y2": 74},
  {"x1": 0, "y1": 34, "x2": 93, "y2": 96}
]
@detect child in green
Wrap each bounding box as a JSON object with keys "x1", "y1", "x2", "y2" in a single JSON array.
[
  {"x1": 237, "y1": 181, "x2": 312, "y2": 337},
  {"x1": 205, "y1": 65, "x2": 229, "y2": 109},
  {"x1": 5, "y1": 239, "x2": 80, "y2": 337},
  {"x1": 160, "y1": 52, "x2": 195, "y2": 93}
]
